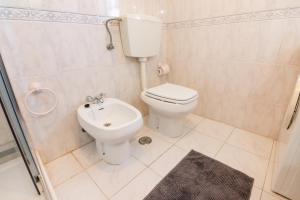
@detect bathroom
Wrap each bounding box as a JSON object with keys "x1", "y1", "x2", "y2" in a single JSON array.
[{"x1": 0, "y1": 0, "x2": 300, "y2": 200}]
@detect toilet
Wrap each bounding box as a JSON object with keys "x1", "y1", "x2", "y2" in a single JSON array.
[
  {"x1": 118, "y1": 14, "x2": 198, "y2": 137},
  {"x1": 141, "y1": 83, "x2": 198, "y2": 137}
]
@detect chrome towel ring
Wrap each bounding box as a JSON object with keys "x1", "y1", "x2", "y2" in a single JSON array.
[{"x1": 24, "y1": 87, "x2": 58, "y2": 116}]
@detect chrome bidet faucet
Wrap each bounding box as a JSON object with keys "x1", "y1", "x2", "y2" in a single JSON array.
[{"x1": 86, "y1": 93, "x2": 105, "y2": 104}]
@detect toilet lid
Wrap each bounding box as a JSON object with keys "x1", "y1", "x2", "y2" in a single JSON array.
[{"x1": 145, "y1": 83, "x2": 198, "y2": 102}]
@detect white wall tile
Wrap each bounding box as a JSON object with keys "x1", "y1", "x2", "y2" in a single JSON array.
[{"x1": 0, "y1": 2, "x2": 165, "y2": 163}]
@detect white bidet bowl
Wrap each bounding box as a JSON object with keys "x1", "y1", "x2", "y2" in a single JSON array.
[{"x1": 77, "y1": 98, "x2": 143, "y2": 164}]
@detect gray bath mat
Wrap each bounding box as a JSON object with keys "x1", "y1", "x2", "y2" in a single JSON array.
[{"x1": 144, "y1": 150, "x2": 254, "y2": 200}]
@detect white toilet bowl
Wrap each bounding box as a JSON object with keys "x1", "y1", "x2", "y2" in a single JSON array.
[
  {"x1": 77, "y1": 98, "x2": 143, "y2": 165},
  {"x1": 141, "y1": 83, "x2": 198, "y2": 137}
]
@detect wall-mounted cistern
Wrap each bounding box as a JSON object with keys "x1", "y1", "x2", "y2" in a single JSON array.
[
  {"x1": 118, "y1": 14, "x2": 162, "y2": 91},
  {"x1": 106, "y1": 15, "x2": 161, "y2": 91}
]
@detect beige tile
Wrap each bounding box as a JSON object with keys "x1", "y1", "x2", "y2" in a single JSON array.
[
  {"x1": 264, "y1": 162, "x2": 274, "y2": 193},
  {"x1": 0, "y1": 0, "x2": 30, "y2": 7},
  {"x1": 150, "y1": 145, "x2": 188, "y2": 177},
  {"x1": 270, "y1": 141, "x2": 277, "y2": 163},
  {"x1": 46, "y1": 154, "x2": 83, "y2": 187},
  {"x1": 263, "y1": 163, "x2": 286, "y2": 199},
  {"x1": 72, "y1": 141, "x2": 100, "y2": 168},
  {"x1": 55, "y1": 172, "x2": 107, "y2": 200},
  {"x1": 0, "y1": 19, "x2": 151, "y2": 164},
  {"x1": 87, "y1": 157, "x2": 145, "y2": 197},
  {"x1": 150, "y1": 128, "x2": 186, "y2": 144},
  {"x1": 111, "y1": 169, "x2": 162, "y2": 200},
  {"x1": 215, "y1": 144, "x2": 269, "y2": 188},
  {"x1": 184, "y1": 114, "x2": 204, "y2": 131},
  {"x1": 260, "y1": 191, "x2": 288, "y2": 200},
  {"x1": 142, "y1": 114, "x2": 197, "y2": 144},
  {"x1": 250, "y1": 187, "x2": 262, "y2": 200},
  {"x1": 131, "y1": 130, "x2": 172, "y2": 165},
  {"x1": 227, "y1": 129, "x2": 273, "y2": 158},
  {"x1": 176, "y1": 131, "x2": 224, "y2": 158},
  {"x1": 195, "y1": 119, "x2": 234, "y2": 141}
]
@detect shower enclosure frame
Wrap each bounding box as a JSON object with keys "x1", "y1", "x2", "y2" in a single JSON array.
[{"x1": 0, "y1": 54, "x2": 41, "y2": 195}]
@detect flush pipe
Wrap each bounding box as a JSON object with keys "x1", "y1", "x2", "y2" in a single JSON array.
[
  {"x1": 105, "y1": 17, "x2": 122, "y2": 50},
  {"x1": 138, "y1": 57, "x2": 148, "y2": 91}
]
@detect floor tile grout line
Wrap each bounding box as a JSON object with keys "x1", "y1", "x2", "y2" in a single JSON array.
[
  {"x1": 260, "y1": 141, "x2": 276, "y2": 200},
  {"x1": 184, "y1": 123, "x2": 275, "y2": 160},
  {"x1": 85, "y1": 169, "x2": 111, "y2": 200},
  {"x1": 189, "y1": 115, "x2": 277, "y2": 141},
  {"x1": 109, "y1": 166, "x2": 164, "y2": 200},
  {"x1": 49, "y1": 154, "x2": 85, "y2": 189},
  {"x1": 108, "y1": 162, "x2": 148, "y2": 199},
  {"x1": 56, "y1": 119, "x2": 198, "y2": 199},
  {"x1": 256, "y1": 138, "x2": 275, "y2": 200},
  {"x1": 213, "y1": 127, "x2": 273, "y2": 197},
  {"x1": 213, "y1": 128, "x2": 235, "y2": 158},
  {"x1": 222, "y1": 142, "x2": 272, "y2": 162},
  {"x1": 71, "y1": 148, "x2": 102, "y2": 170},
  {"x1": 83, "y1": 156, "x2": 150, "y2": 199},
  {"x1": 57, "y1": 117, "x2": 195, "y2": 197},
  {"x1": 47, "y1": 115, "x2": 276, "y2": 199},
  {"x1": 110, "y1": 123, "x2": 201, "y2": 199},
  {"x1": 195, "y1": 115, "x2": 275, "y2": 142},
  {"x1": 221, "y1": 126, "x2": 274, "y2": 159},
  {"x1": 192, "y1": 127, "x2": 233, "y2": 143},
  {"x1": 139, "y1": 119, "x2": 202, "y2": 167},
  {"x1": 224, "y1": 140, "x2": 273, "y2": 160},
  {"x1": 71, "y1": 151, "x2": 87, "y2": 170},
  {"x1": 43, "y1": 140, "x2": 95, "y2": 166},
  {"x1": 130, "y1": 117, "x2": 267, "y2": 200},
  {"x1": 52, "y1": 168, "x2": 84, "y2": 189}
]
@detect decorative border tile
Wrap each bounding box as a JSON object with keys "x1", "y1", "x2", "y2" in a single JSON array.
[
  {"x1": 0, "y1": 6, "x2": 166, "y2": 29},
  {"x1": 1, "y1": 6, "x2": 300, "y2": 28},
  {"x1": 167, "y1": 7, "x2": 300, "y2": 29},
  {"x1": 0, "y1": 7, "x2": 110, "y2": 25}
]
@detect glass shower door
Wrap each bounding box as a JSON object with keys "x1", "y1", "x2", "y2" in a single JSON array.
[
  {"x1": 0, "y1": 105, "x2": 19, "y2": 164},
  {"x1": 0, "y1": 54, "x2": 42, "y2": 197}
]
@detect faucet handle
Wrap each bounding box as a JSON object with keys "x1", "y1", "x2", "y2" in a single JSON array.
[
  {"x1": 86, "y1": 96, "x2": 95, "y2": 102},
  {"x1": 98, "y1": 93, "x2": 106, "y2": 98}
]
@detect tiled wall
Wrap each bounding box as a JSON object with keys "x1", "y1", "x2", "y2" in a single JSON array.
[
  {"x1": 0, "y1": 0, "x2": 168, "y2": 163},
  {"x1": 1, "y1": 0, "x2": 299, "y2": 163},
  {"x1": 165, "y1": 1, "x2": 300, "y2": 138},
  {"x1": 165, "y1": 0, "x2": 300, "y2": 22}
]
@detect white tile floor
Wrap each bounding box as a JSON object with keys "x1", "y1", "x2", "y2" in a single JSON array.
[{"x1": 46, "y1": 114, "x2": 289, "y2": 200}]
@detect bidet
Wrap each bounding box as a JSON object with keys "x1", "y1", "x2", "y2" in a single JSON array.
[{"x1": 77, "y1": 98, "x2": 143, "y2": 164}]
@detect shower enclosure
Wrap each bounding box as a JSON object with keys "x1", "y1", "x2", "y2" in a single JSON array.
[
  {"x1": 0, "y1": 105, "x2": 18, "y2": 164},
  {"x1": 0, "y1": 54, "x2": 44, "y2": 198}
]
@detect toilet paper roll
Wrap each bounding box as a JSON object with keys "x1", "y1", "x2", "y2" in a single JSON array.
[{"x1": 157, "y1": 63, "x2": 170, "y2": 76}]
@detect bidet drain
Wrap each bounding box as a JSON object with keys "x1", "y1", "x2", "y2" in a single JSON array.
[
  {"x1": 103, "y1": 122, "x2": 111, "y2": 127},
  {"x1": 138, "y1": 136, "x2": 152, "y2": 145}
]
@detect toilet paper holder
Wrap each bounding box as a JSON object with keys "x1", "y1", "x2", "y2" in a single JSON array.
[{"x1": 157, "y1": 63, "x2": 170, "y2": 76}]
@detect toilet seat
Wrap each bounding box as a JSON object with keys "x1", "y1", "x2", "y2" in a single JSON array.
[
  {"x1": 141, "y1": 83, "x2": 199, "y2": 137},
  {"x1": 144, "y1": 83, "x2": 198, "y2": 105}
]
